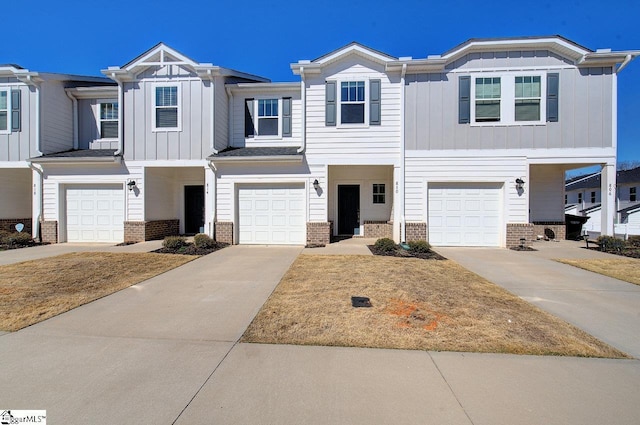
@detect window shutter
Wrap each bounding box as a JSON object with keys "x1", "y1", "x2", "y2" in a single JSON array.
[
  {"x1": 11, "y1": 90, "x2": 20, "y2": 131},
  {"x1": 282, "y1": 97, "x2": 292, "y2": 137},
  {"x1": 370, "y1": 79, "x2": 381, "y2": 125},
  {"x1": 547, "y1": 73, "x2": 559, "y2": 122},
  {"x1": 458, "y1": 76, "x2": 470, "y2": 124},
  {"x1": 325, "y1": 81, "x2": 336, "y2": 126},
  {"x1": 244, "y1": 98, "x2": 255, "y2": 137}
]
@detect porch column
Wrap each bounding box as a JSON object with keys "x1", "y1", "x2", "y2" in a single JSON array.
[
  {"x1": 601, "y1": 162, "x2": 616, "y2": 235},
  {"x1": 393, "y1": 165, "x2": 402, "y2": 242},
  {"x1": 31, "y1": 166, "x2": 42, "y2": 239},
  {"x1": 205, "y1": 165, "x2": 216, "y2": 238}
]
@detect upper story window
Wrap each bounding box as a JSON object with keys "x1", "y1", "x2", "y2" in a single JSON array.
[
  {"x1": 475, "y1": 78, "x2": 501, "y2": 122},
  {"x1": 99, "y1": 101, "x2": 118, "y2": 139},
  {"x1": 460, "y1": 73, "x2": 557, "y2": 126},
  {"x1": 341, "y1": 81, "x2": 365, "y2": 124},
  {"x1": 565, "y1": 194, "x2": 568, "y2": 205},
  {"x1": 257, "y1": 99, "x2": 279, "y2": 136},
  {"x1": 578, "y1": 193, "x2": 583, "y2": 204},
  {"x1": 631, "y1": 187, "x2": 637, "y2": 202},
  {"x1": 0, "y1": 88, "x2": 20, "y2": 134},
  {"x1": 325, "y1": 79, "x2": 381, "y2": 127},
  {"x1": 244, "y1": 97, "x2": 292, "y2": 138},
  {"x1": 590, "y1": 191, "x2": 596, "y2": 203},
  {"x1": 154, "y1": 85, "x2": 180, "y2": 131}
]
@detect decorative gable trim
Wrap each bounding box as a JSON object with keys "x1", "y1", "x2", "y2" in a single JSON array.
[{"x1": 291, "y1": 42, "x2": 396, "y2": 75}]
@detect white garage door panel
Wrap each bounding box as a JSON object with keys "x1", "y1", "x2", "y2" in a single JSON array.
[
  {"x1": 428, "y1": 183, "x2": 502, "y2": 247},
  {"x1": 66, "y1": 185, "x2": 124, "y2": 243},
  {"x1": 238, "y1": 184, "x2": 305, "y2": 245}
]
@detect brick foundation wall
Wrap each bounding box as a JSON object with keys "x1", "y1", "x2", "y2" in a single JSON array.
[
  {"x1": 506, "y1": 223, "x2": 535, "y2": 248},
  {"x1": 306, "y1": 222, "x2": 331, "y2": 246},
  {"x1": 215, "y1": 221, "x2": 234, "y2": 244},
  {"x1": 0, "y1": 218, "x2": 32, "y2": 235},
  {"x1": 124, "y1": 221, "x2": 145, "y2": 242},
  {"x1": 363, "y1": 221, "x2": 393, "y2": 239},
  {"x1": 145, "y1": 219, "x2": 179, "y2": 240},
  {"x1": 41, "y1": 220, "x2": 58, "y2": 244},
  {"x1": 532, "y1": 222, "x2": 566, "y2": 240},
  {"x1": 405, "y1": 222, "x2": 427, "y2": 242}
]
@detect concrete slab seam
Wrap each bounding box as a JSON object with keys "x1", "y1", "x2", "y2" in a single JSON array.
[{"x1": 427, "y1": 352, "x2": 476, "y2": 425}]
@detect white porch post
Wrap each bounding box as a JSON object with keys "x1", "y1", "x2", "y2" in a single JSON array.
[
  {"x1": 31, "y1": 166, "x2": 43, "y2": 239},
  {"x1": 393, "y1": 165, "x2": 402, "y2": 242},
  {"x1": 601, "y1": 162, "x2": 616, "y2": 236},
  {"x1": 205, "y1": 165, "x2": 216, "y2": 238}
]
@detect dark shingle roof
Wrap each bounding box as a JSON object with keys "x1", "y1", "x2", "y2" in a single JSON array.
[
  {"x1": 212, "y1": 147, "x2": 301, "y2": 158},
  {"x1": 565, "y1": 166, "x2": 640, "y2": 190},
  {"x1": 38, "y1": 149, "x2": 118, "y2": 158}
]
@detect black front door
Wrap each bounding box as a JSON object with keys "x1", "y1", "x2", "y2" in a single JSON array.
[
  {"x1": 184, "y1": 185, "x2": 204, "y2": 235},
  {"x1": 338, "y1": 185, "x2": 360, "y2": 235}
]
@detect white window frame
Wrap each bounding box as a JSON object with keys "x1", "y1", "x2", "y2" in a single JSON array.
[
  {"x1": 470, "y1": 72, "x2": 546, "y2": 126},
  {"x1": 337, "y1": 79, "x2": 369, "y2": 128},
  {"x1": 252, "y1": 97, "x2": 282, "y2": 139},
  {"x1": 0, "y1": 87, "x2": 11, "y2": 134},
  {"x1": 152, "y1": 83, "x2": 181, "y2": 132},
  {"x1": 97, "y1": 99, "x2": 119, "y2": 140}
]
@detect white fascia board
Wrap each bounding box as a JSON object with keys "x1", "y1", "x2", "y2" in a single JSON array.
[
  {"x1": 405, "y1": 147, "x2": 616, "y2": 162},
  {"x1": 443, "y1": 38, "x2": 590, "y2": 63},
  {"x1": 227, "y1": 82, "x2": 300, "y2": 93},
  {"x1": 292, "y1": 45, "x2": 394, "y2": 75},
  {"x1": 66, "y1": 86, "x2": 118, "y2": 99},
  {"x1": 210, "y1": 156, "x2": 303, "y2": 164},
  {"x1": 0, "y1": 161, "x2": 31, "y2": 168},
  {"x1": 387, "y1": 58, "x2": 447, "y2": 73},
  {"x1": 29, "y1": 156, "x2": 122, "y2": 165},
  {"x1": 578, "y1": 51, "x2": 640, "y2": 67}
]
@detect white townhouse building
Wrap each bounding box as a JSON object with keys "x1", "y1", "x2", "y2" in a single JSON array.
[{"x1": 1, "y1": 36, "x2": 637, "y2": 247}]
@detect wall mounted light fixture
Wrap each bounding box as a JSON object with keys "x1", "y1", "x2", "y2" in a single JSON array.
[
  {"x1": 515, "y1": 178, "x2": 525, "y2": 191},
  {"x1": 313, "y1": 179, "x2": 320, "y2": 190},
  {"x1": 127, "y1": 180, "x2": 137, "y2": 191}
]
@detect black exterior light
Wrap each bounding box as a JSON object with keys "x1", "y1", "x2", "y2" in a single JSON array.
[{"x1": 127, "y1": 180, "x2": 137, "y2": 191}]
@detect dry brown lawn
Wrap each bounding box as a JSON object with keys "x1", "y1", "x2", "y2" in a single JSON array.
[
  {"x1": 242, "y1": 255, "x2": 627, "y2": 358},
  {"x1": 556, "y1": 258, "x2": 640, "y2": 286},
  {"x1": 0, "y1": 252, "x2": 194, "y2": 331}
]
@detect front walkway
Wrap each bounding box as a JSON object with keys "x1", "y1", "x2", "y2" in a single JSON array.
[{"x1": 436, "y1": 240, "x2": 640, "y2": 358}]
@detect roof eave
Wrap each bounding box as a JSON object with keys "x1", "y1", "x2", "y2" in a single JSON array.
[
  {"x1": 208, "y1": 155, "x2": 303, "y2": 163},
  {"x1": 28, "y1": 156, "x2": 122, "y2": 164}
]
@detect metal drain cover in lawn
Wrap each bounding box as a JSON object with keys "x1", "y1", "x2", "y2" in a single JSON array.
[{"x1": 351, "y1": 296, "x2": 372, "y2": 307}]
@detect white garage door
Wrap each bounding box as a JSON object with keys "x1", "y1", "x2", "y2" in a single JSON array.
[
  {"x1": 238, "y1": 184, "x2": 305, "y2": 245},
  {"x1": 66, "y1": 185, "x2": 124, "y2": 243},
  {"x1": 428, "y1": 183, "x2": 502, "y2": 247}
]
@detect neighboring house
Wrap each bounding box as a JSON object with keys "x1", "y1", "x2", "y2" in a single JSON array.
[
  {"x1": 7, "y1": 36, "x2": 639, "y2": 247},
  {"x1": 565, "y1": 166, "x2": 640, "y2": 235},
  {"x1": 0, "y1": 65, "x2": 116, "y2": 237}
]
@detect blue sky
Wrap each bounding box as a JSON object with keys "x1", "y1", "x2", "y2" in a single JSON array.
[{"x1": 3, "y1": 0, "x2": 639, "y2": 164}]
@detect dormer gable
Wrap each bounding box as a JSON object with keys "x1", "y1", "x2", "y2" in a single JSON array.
[{"x1": 291, "y1": 42, "x2": 396, "y2": 75}]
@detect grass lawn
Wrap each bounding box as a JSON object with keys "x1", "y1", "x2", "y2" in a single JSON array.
[
  {"x1": 556, "y1": 258, "x2": 640, "y2": 286},
  {"x1": 0, "y1": 252, "x2": 194, "y2": 331},
  {"x1": 242, "y1": 255, "x2": 627, "y2": 358}
]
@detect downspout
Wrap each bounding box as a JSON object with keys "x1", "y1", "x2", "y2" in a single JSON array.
[
  {"x1": 65, "y1": 90, "x2": 79, "y2": 150},
  {"x1": 32, "y1": 77, "x2": 42, "y2": 157},
  {"x1": 616, "y1": 54, "x2": 633, "y2": 74},
  {"x1": 209, "y1": 71, "x2": 218, "y2": 155},
  {"x1": 27, "y1": 162, "x2": 43, "y2": 240},
  {"x1": 111, "y1": 73, "x2": 124, "y2": 156},
  {"x1": 297, "y1": 67, "x2": 306, "y2": 153},
  {"x1": 400, "y1": 63, "x2": 407, "y2": 243},
  {"x1": 207, "y1": 161, "x2": 217, "y2": 238}
]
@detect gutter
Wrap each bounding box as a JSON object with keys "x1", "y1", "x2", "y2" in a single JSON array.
[
  {"x1": 297, "y1": 67, "x2": 306, "y2": 154},
  {"x1": 64, "y1": 89, "x2": 79, "y2": 149},
  {"x1": 29, "y1": 156, "x2": 122, "y2": 165},
  {"x1": 208, "y1": 155, "x2": 303, "y2": 164},
  {"x1": 617, "y1": 54, "x2": 633, "y2": 74}
]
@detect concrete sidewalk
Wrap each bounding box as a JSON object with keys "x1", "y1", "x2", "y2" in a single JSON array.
[
  {"x1": 0, "y1": 240, "x2": 164, "y2": 266},
  {"x1": 436, "y1": 241, "x2": 640, "y2": 358}
]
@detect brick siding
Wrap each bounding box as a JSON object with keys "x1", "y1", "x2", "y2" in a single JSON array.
[
  {"x1": 363, "y1": 221, "x2": 393, "y2": 239},
  {"x1": 532, "y1": 221, "x2": 566, "y2": 240},
  {"x1": 124, "y1": 221, "x2": 145, "y2": 242},
  {"x1": 0, "y1": 218, "x2": 32, "y2": 235},
  {"x1": 306, "y1": 222, "x2": 331, "y2": 246},
  {"x1": 145, "y1": 219, "x2": 179, "y2": 240},
  {"x1": 40, "y1": 220, "x2": 58, "y2": 244},
  {"x1": 215, "y1": 221, "x2": 234, "y2": 244},
  {"x1": 506, "y1": 223, "x2": 535, "y2": 248},
  {"x1": 405, "y1": 222, "x2": 427, "y2": 242}
]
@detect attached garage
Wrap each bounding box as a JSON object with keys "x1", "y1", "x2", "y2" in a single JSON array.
[
  {"x1": 428, "y1": 183, "x2": 503, "y2": 247},
  {"x1": 237, "y1": 184, "x2": 305, "y2": 245},
  {"x1": 66, "y1": 185, "x2": 124, "y2": 243}
]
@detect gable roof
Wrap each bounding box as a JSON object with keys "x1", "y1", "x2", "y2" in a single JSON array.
[
  {"x1": 291, "y1": 42, "x2": 396, "y2": 75},
  {"x1": 102, "y1": 42, "x2": 269, "y2": 83}
]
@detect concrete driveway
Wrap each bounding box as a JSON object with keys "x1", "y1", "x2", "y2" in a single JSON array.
[
  {"x1": 436, "y1": 240, "x2": 640, "y2": 358},
  {"x1": 2, "y1": 241, "x2": 640, "y2": 424}
]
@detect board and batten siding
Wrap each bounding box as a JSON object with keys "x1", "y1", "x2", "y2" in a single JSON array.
[
  {"x1": 214, "y1": 76, "x2": 229, "y2": 153},
  {"x1": 78, "y1": 99, "x2": 119, "y2": 150},
  {"x1": 304, "y1": 57, "x2": 401, "y2": 164},
  {"x1": 40, "y1": 81, "x2": 74, "y2": 155},
  {"x1": 0, "y1": 81, "x2": 36, "y2": 161},
  {"x1": 404, "y1": 154, "x2": 528, "y2": 225},
  {"x1": 229, "y1": 88, "x2": 302, "y2": 148},
  {"x1": 406, "y1": 59, "x2": 614, "y2": 152},
  {"x1": 123, "y1": 64, "x2": 213, "y2": 161}
]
